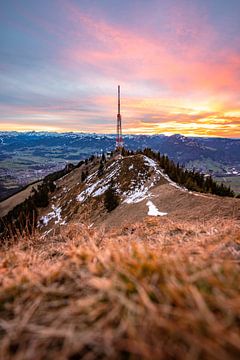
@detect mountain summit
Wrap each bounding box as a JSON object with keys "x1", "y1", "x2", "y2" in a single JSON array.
[{"x1": 37, "y1": 153, "x2": 239, "y2": 237}]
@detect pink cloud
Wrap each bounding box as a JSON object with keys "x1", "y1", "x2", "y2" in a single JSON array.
[
  {"x1": 15, "y1": 0, "x2": 240, "y2": 96},
  {"x1": 50, "y1": 1, "x2": 237, "y2": 96}
]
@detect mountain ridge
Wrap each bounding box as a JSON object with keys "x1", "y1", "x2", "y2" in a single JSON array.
[
  {"x1": 35, "y1": 152, "x2": 239, "y2": 237},
  {"x1": 1, "y1": 132, "x2": 240, "y2": 201},
  {"x1": 1, "y1": 149, "x2": 239, "y2": 242}
]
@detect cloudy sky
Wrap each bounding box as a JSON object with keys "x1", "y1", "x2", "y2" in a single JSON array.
[{"x1": 0, "y1": 0, "x2": 240, "y2": 136}]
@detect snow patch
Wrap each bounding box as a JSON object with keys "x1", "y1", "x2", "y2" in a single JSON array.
[
  {"x1": 143, "y1": 155, "x2": 186, "y2": 192},
  {"x1": 123, "y1": 156, "x2": 163, "y2": 204},
  {"x1": 143, "y1": 156, "x2": 158, "y2": 170},
  {"x1": 93, "y1": 185, "x2": 110, "y2": 197},
  {"x1": 124, "y1": 186, "x2": 149, "y2": 204},
  {"x1": 39, "y1": 205, "x2": 63, "y2": 227},
  {"x1": 77, "y1": 163, "x2": 121, "y2": 202},
  {"x1": 146, "y1": 201, "x2": 167, "y2": 216},
  {"x1": 76, "y1": 193, "x2": 86, "y2": 202}
]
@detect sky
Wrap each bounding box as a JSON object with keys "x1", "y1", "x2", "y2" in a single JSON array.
[{"x1": 0, "y1": 0, "x2": 240, "y2": 137}]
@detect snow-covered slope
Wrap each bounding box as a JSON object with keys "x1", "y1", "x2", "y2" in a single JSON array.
[
  {"x1": 37, "y1": 154, "x2": 240, "y2": 235},
  {"x1": 37, "y1": 154, "x2": 173, "y2": 232},
  {"x1": 76, "y1": 155, "x2": 183, "y2": 205}
]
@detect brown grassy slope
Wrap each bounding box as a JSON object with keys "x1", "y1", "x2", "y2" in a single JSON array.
[
  {"x1": 102, "y1": 184, "x2": 240, "y2": 229},
  {"x1": 0, "y1": 217, "x2": 240, "y2": 360},
  {"x1": 0, "y1": 181, "x2": 42, "y2": 218},
  {"x1": 37, "y1": 155, "x2": 240, "y2": 234}
]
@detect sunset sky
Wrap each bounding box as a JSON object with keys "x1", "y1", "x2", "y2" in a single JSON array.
[{"x1": 0, "y1": 0, "x2": 240, "y2": 137}]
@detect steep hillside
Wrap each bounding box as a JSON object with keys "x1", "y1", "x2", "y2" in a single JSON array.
[
  {"x1": 0, "y1": 180, "x2": 42, "y2": 218},
  {"x1": 37, "y1": 154, "x2": 240, "y2": 237},
  {"x1": 1, "y1": 153, "x2": 240, "y2": 359}
]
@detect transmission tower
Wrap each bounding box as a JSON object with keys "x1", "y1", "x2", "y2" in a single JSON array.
[{"x1": 116, "y1": 85, "x2": 123, "y2": 150}]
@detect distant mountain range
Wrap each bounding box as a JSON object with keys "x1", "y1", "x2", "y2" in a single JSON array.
[
  {"x1": 0, "y1": 131, "x2": 240, "y2": 201},
  {"x1": 1, "y1": 131, "x2": 239, "y2": 163}
]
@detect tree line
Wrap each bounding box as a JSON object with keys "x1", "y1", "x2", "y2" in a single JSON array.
[
  {"x1": 123, "y1": 147, "x2": 235, "y2": 197},
  {"x1": 98, "y1": 148, "x2": 235, "y2": 214}
]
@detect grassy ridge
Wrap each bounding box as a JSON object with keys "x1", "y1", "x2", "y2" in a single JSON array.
[{"x1": 0, "y1": 218, "x2": 240, "y2": 359}]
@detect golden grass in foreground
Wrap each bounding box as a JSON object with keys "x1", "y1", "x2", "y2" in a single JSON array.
[{"x1": 0, "y1": 218, "x2": 240, "y2": 359}]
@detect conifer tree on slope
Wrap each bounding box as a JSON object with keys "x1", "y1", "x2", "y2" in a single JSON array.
[{"x1": 104, "y1": 180, "x2": 119, "y2": 212}]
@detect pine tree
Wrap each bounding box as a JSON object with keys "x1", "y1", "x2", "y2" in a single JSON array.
[
  {"x1": 98, "y1": 161, "x2": 104, "y2": 177},
  {"x1": 104, "y1": 181, "x2": 120, "y2": 212},
  {"x1": 101, "y1": 153, "x2": 106, "y2": 162},
  {"x1": 81, "y1": 171, "x2": 86, "y2": 182},
  {"x1": 48, "y1": 181, "x2": 56, "y2": 193},
  {"x1": 121, "y1": 147, "x2": 126, "y2": 156}
]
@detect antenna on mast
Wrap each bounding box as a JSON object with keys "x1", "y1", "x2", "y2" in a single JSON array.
[{"x1": 116, "y1": 85, "x2": 123, "y2": 150}]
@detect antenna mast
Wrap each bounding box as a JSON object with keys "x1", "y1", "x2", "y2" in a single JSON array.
[{"x1": 116, "y1": 85, "x2": 123, "y2": 150}]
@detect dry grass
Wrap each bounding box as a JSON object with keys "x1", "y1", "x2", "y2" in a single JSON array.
[{"x1": 0, "y1": 218, "x2": 240, "y2": 360}]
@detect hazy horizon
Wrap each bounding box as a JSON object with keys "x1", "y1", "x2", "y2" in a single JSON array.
[
  {"x1": 1, "y1": 130, "x2": 240, "y2": 139},
  {"x1": 2, "y1": 126, "x2": 240, "y2": 139}
]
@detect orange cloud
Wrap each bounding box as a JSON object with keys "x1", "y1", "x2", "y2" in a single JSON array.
[{"x1": 1, "y1": 94, "x2": 239, "y2": 137}]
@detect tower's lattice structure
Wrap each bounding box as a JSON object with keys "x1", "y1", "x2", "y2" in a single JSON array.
[{"x1": 116, "y1": 85, "x2": 123, "y2": 149}]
